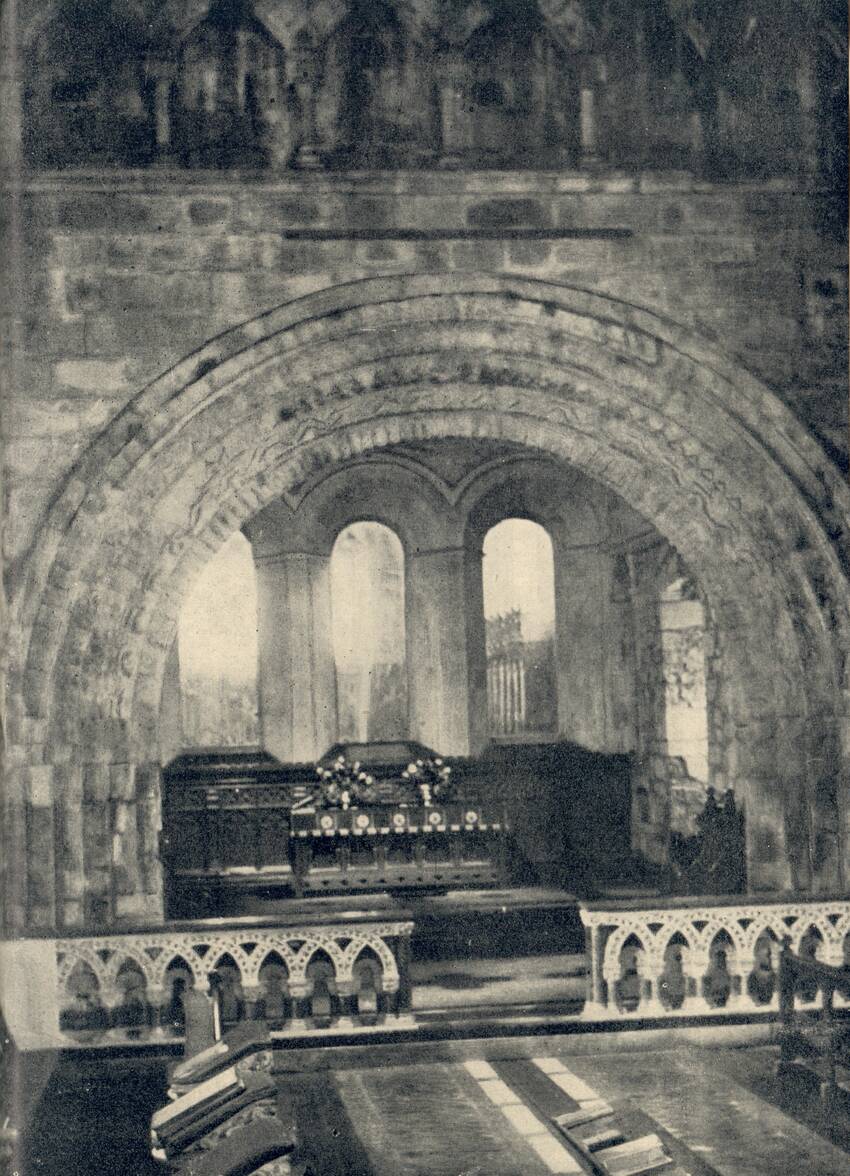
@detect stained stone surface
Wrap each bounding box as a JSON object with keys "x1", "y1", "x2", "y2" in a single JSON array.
[
  {"x1": 1, "y1": 6, "x2": 848, "y2": 936},
  {"x1": 16, "y1": 1041, "x2": 850, "y2": 1176}
]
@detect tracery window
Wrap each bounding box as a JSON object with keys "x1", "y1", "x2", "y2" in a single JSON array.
[
  {"x1": 330, "y1": 522, "x2": 408, "y2": 741},
  {"x1": 177, "y1": 531, "x2": 260, "y2": 747},
  {"x1": 482, "y1": 519, "x2": 557, "y2": 738},
  {"x1": 660, "y1": 575, "x2": 708, "y2": 782}
]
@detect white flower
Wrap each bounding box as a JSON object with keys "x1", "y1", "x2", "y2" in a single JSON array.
[
  {"x1": 366, "y1": 775, "x2": 374, "y2": 785},
  {"x1": 407, "y1": 763, "x2": 417, "y2": 774},
  {"x1": 435, "y1": 758, "x2": 443, "y2": 766}
]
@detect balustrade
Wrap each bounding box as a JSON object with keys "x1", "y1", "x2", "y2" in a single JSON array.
[
  {"x1": 5, "y1": 895, "x2": 849, "y2": 1051},
  {"x1": 580, "y1": 896, "x2": 850, "y2": 1021},
  {"x1": 4, "y1": 919, "x2": 414, "y2": 1050}
]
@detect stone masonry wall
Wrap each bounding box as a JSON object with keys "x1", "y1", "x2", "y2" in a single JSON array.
[
  {"x1": 6, "y1": 170, "x2": 847, "y2": 578},
  {"x1": 3, "y1": 163, "x2": 850, "y2": 932}
]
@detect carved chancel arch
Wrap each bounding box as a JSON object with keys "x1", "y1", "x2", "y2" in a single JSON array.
[{"x1": 7, "y1": 272, "x2": 850, "y2": 925}]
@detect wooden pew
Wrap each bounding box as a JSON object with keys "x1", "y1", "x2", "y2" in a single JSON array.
[{"x1": 777, "y1": 937, "x2": 850, "y2": 1112}]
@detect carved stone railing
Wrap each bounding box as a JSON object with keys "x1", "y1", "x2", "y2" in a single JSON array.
[
  {"x1": 579, "y1": 896, "x2": 850, "y2": 1021},
  {"x1": 1, "y1": 918, "x2": 413, "y2": 1051},
  {"x1": 7, "y1": 895, "x2": 849, "y2": 1049}
]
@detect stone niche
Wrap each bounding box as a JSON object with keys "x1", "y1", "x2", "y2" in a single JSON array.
[{"x1": 19, "y1": 0, "x2": 846, "y2": 179}]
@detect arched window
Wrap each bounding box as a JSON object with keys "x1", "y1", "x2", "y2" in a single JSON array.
[
  {"x1": 661, "y1": 575, "x2": 708, "y2": 782},
  {"x1": 482, "y1": 519, "x2": 556, "y2": 738},
  {"x1": 330, "y1": 522, "x2": 408, "y2": 741},
  {"x1": 178, "y1": 531, "x2": 259, "y2": 747}
]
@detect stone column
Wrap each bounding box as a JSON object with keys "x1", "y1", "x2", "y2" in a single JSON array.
[
  {"x1": 437, "y1": 50, "x2": 468, "y2": 168},
  {"x1": 407, "y1": 548, "x2": 474, "y2": 755},
  {"x1": 794, "y1": 42, "x2": 819, "y2": 177},
  {"x1": 579, "y1": 74, "x2": 599, "y2": 166},
  {"x1": 291, "y1": 33, "x2": 323, "y2": 169},
  {"x1": 147, "y1": 59, "x2": 176, "y2": 162},
  {"x1": 554, "y1": 544, "x2": 620, "y2": 750},
  {"x1": 626, "y1": 545, "x2": 671, "y2": 863},
  {"x1": 252, "y1": 549, "x2": 336, "y2": 763},
  {"x1": 158, "y1": 640, "x2": 182, "y2": 765}
]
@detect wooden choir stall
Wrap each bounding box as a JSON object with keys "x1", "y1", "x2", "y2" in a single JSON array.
[{"x1": 161, "y1": 742, "x2": 510, "y2": 917}]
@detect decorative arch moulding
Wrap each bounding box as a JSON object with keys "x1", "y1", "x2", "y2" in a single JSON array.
[{"x1": 5, "y1": 273, "x2": 850, "y2": 928}]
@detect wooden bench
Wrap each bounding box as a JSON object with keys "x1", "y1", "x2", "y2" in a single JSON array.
[{"x1": 777, "y1": 937, "x2": 850, "y2": 1113}]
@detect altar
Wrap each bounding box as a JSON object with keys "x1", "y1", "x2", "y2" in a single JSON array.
[{"x1": 161, "y1": 742, "x2": 510, "y2": 917}]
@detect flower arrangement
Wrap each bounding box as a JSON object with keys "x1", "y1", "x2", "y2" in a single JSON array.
[
  {"x1": 313, "y1": 756, "x2": 378, "y2": 809},
  {"x1": 401, "y1": 757, "x2": 453, "y2": 807}
]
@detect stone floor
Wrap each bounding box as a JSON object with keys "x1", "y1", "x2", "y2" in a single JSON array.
[{"x1": 14, "y1": 1040, "x2": 850, "y2": 1175}]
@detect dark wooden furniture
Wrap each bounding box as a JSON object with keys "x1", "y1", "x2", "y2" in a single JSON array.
[
  {"x1": 777, "y1": 937, "x2": 850, "y2": 1112},
  {"x1": 161, "y1": 744, "x2": 508, "y2": 916}
]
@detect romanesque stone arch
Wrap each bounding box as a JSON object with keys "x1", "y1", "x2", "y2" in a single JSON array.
[{"x1": 6, "y1": 273, "x2": 850, "y2": 928}]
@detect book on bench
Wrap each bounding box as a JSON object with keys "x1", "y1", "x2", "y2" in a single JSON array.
[
  {"x1": 594, "y1": 1133, "x2": 672, "y2": 1176},
  {"x1": 151, "y1": 1067, "x2": 277, "y2": 1158},
  {"x1": 554, "y1": 1100, "x2": 615, "y2": 1130},
  {"x1": 181, "y1": 1116, "x2": 296, "y2": 1176},
  {"x1": 169, "y1": 1023, "x2": 271, "y2": 1097}
]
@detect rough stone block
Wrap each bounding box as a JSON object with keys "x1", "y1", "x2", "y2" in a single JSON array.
[
  {"x1": 112, "y1": 801, "x2": 141, "y2": 896},
  {"x1": 83, "y1": 871, "x2": 112, "y2": 927},
  {"x1": 137, "y1": 804, "x2": 163, "y2": 895},
  {"x1": 23, "y1": 315, "x2": 87, "y2": 356},
  {"x1": 60, "y1": 834, "x2": 87, "y2": 904},
  {"x1": 276, "y1": 198, "x2": 321, "y2": 224},
  {"x1": 234, "y1": 192, "x2": 328, "y2": 232},
  {"x1": 7, "y1": 357, "x2": 53, "y2": 399},
  {"x1": 7, "y1": 396, "x2": 124, "y2": 443},
  {"x1": 26, "y1": 804, "x2": 56, "y2": 915},
  {"x1": 26, "y1": 765, "x2": 53, "y2": 808},
  {"x1": 340, "y1": 196, "x2": 395, "y2": 229},
  {"x1": 53, "y1": 358, "x2": 132, "y2": 395},
  {"x1": 83, "y1": 803, "x2": 112, "y2": 871},
  {"x1": 57, "y1": 195, "x2": 152, "y2": 231},
  {"x1": 20, "y1": 192, "x2": 57, "y2": 243},
  {"x1": 94, "y1": 272, "x2": 213, "y2": 313},
  {"x1": 450, "y1": 240, "x2": 505, "y2": 270},
  {"x1": 2, "y1": 801, "x2": 29, "y2": 925},
  {"x1": 109, "y1": 763, "x2": 136, "y2": 801},
  {"x1": 133, "y1": 762, "x2": 161, "y2": 803},
  {"x1": 695, "y1": 236, "x2": 758, "y2": 264},
  {"x1": 83, "y1": 764, "x2": 111, "y2": 803},
  {"x1": 187, "y1": 197, "x2": 232, "y2": 227},
  {"x1": 357, "y1": 239, "x2": 417, "y2": 266},
  {"x1": 413, "y1": 240, "x2": 451, "y2": 269},
  {"x1": 54, "y1": 762, "x2": 83, "y2": 805},
  {"x1": 51, "y1": 233, "x2": 105, "y2": 267},
  {"x1": 278, "y1": 239, "x2": 354, "y2": 272},
  {"x1": 556, "y1": 194, "x2": 645, "y2": 229},
  {"x1": 115, "y1": 893, "x2": 151, "y2": 919},
  {"x1": 553, "y1": 240, "x2": 617, "y2": 268},
  {"x1": 65, "y1": 275, "x2": 106, "y2": 314},
  {"x1": 466, "y1": 197, "x2": 550, "y2": 228},
  {"x1": 82, "y1": 310, "x2": 218, "y2": 364},
  {"x1": 507, "y1": 240, "x2": 553, "y2": 267},
  {"x1": 3, "y1": 766, "x2": 27, "y2": 806},
  {"x1": 61, "y1": 900, "x2": 84, "y2": 928}
]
